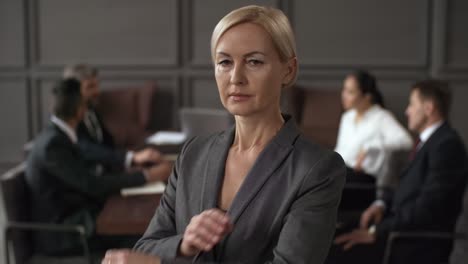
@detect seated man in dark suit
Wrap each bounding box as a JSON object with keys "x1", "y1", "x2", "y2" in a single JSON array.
[
  {"x1": 25, "y1": 79, "x2": 165, "y2": 255},
  {"x1": 63, "y1": 64, "x2": 171, "y2": 178},
  {"x1": 329, "y1": 80, "x2": 468, "y2": 264}
]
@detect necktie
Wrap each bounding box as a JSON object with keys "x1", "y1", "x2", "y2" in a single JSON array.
[
  {"x1": 408, "y1": 138, "x2": 421, "y2": 161},
  {"x1": 85, "y1": 111, "x2": 103, "y2": 143}
]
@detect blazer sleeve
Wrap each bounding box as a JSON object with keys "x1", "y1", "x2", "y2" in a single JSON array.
[
  {"x1": 376, "y1": 136, "x2": 467, "y2": 237},
  {"x1": 266, "y1": 151, "x2": 346, "y2": 264},
  {"x1": 134, "y1": 137, "x2": 197, "y2": 260},
  {"x1": 43, "y1": 136, "x2": 146, "y2": 200},
  {"x1": 77, "y1": 122, "x2": 127, "y2": 169}
]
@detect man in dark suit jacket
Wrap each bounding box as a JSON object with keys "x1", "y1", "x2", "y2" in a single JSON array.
[
  {"x1": 25, "y1": 79, "x2": 164, "y2": 255},
  {"x1": 330, "y1": 80, "x2": 468, "y2": 264},
  {"x1": 63, "y1": 64, "x2": 171, "y2": 178}
]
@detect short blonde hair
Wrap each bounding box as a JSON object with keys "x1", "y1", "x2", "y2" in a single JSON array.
[{"x1": 211, "y1": 5, "x2": 298, "y2": 86}]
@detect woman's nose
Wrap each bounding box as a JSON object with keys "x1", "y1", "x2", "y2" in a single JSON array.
[{"x1": 230, "y1": 64, "x2": 247, "y2": 85}]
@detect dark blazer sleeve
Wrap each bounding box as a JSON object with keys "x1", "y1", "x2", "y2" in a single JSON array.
[
  {"x1": 266, "y1": 151, "x2": 346, "y2": 264},
  {"x1": 377, "y1": 135, "x2": 467, "y2": 237},
  {"x1": 134, "y1": 138, "x2": 197, "y2": 260},
  {"x1": 44, "y1": 136, "x2": 146, "y2": 200},
  {"x1": 77, "y1": 122, "x2": 127, "y2": 169}
]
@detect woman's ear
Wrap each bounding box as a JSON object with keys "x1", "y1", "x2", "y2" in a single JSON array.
[{"x1": 282, "y1": 57, "x2": 297, "y2": 87}]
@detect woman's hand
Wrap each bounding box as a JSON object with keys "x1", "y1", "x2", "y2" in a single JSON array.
[
  {"x1": 101, "y1": 249, "x2": 160, "y2": 264},
  {"x1": 179, "y1": 208, "x2": 233, "y2": 257}
]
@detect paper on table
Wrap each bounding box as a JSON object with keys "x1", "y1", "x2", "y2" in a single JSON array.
[
  {"x1": 146, "y1": 131, "x2": 186, "y2": 145},
  {"x1": 121, "y1": 181, "x2": 166, "y2": 197}
]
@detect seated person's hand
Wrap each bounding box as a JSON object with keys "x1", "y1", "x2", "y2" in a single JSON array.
[
  {"x1": 360, "y1": 204, "x2": 384, "y2": 229},
  {"x1": 102, "y1": 249, "x2": 160, "y2": 264},
  {"x1": 354, "y1": 150, "x2": 367, "y2": 171},
  {"x1": 334, "y1": 228, "x2": 376, "y2": 250},
  {"x1": 133, "y1": 148, "x2": 162, "y2": 166},
  {"x1": 143, "y1": 161, "x2": 173, "y2": 182},
  {"x1": 179, "y1": 209, "x2": 233, "y2": 257}
]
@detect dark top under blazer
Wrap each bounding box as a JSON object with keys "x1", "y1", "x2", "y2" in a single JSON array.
[
  {"x1": 26, "y1": 123, "x2": 146, "y2": 254},
  {"x1": 134, "y1": 116, "x2": 346, "y2": 264},
  {"x1": 77, "y1": 108, "x2": 127, "y2": 170}
]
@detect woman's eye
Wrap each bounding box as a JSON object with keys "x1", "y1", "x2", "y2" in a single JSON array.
[
  {"x1": 247, "y1": 59, "x2": 264, "y2": 66},
  {"x1": 217, "y1": 60, "x2": 232, "y2": 67}
]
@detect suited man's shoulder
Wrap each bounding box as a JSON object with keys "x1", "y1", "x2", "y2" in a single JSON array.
[
  {"x1": 31, "y1": 125, "x2": 70, "y2": 154},
  {"x1": 428, "y1": 124, "x2": 467, "y2": 154}
]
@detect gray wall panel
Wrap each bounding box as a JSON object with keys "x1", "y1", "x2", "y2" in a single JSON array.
[
  {"x1": 37, "y1": 0, "x2": 178, "y2": 66},
  {"x1": 293, "y1": 0, "x2": 429, "y2": 67},
  {"x1": 446, "y1": 0, "x2": 468, "y2": 68},
  {"x1": 190, "y1": 0, "x2": 277, "y2": 66},
  {"x1": 190, "y1": 78, "x2": 224, "y2": 109},
  {"x1": 38, "y1": 77, "x2": 178, "y2": 130},
  {"x1": 0, "y1": 80, "x2": 28, "y2": 162},
  {"x1": 450, "y1": 82, "x2": 468, "y2": 145},
  {"x1": 0, "y1": 0, "x2": 25, "y2": 67}
]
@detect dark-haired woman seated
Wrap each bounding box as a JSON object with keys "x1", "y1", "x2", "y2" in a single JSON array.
[{"x1": 335, "y1": 70, "x2": 413, "y2": 208}]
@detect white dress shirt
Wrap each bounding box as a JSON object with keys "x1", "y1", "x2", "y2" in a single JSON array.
[
  {"x1": 335, "y1": 105, "x2": 413, "y2": 176},
  {"x1": 419, "y1": 120, "x2": 444, "y2": 147},
  {"x1": 51, "y1": 115, "x2": 77, "y2": 144}
]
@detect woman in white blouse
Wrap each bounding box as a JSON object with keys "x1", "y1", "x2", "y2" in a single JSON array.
[{"x1": 334, "y1": 70, "x2": 413, "y2": 207}]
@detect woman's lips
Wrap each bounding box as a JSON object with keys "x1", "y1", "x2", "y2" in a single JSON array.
[{"x1": 229, "y1": 93, "x2": 251, "y2": 102}]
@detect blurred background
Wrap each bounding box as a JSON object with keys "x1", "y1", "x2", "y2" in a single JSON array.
[
  {"x1": 1, "y1": 0, "x2": 467, "y2": 171},
  {"x1": 0, "y1": 0, "x2": 467, "y2": 261}
]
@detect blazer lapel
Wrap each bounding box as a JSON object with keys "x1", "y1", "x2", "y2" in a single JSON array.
[
  {"x1": 401, "y1": 123, "x2": 448, "y2": 177},
  {"x1": 199, "y1": 127, "x2": 235, "y2": 212},
  {"x1": 227, "y1": 117, "x2": 300, "y2": 225}
]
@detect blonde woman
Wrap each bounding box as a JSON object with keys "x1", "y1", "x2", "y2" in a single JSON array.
[{"x1": 103, "y1": 5, "x2": 345, "y2": 264}]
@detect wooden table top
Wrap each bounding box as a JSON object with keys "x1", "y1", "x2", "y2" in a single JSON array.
[{"x1": 96, "y1": 194, "x2": 161, "y2": 235}]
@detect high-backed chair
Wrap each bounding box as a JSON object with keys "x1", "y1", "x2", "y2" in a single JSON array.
[
  {"x1": 1, "y1": 163, "x2": 92, "y2": 264},
  {"x1": 97, "y1": 82, "x2": 173, "y2": 149},
  {"x1": 382, "y1": 183, "x2": 468, "y2": 264},
  {"x1": 283, "y1": 86, "x2": 342, "y2": 149}
]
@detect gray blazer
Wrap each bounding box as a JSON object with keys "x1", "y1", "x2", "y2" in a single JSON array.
[{"x1": 135, "y1": 116, "x2": 346, "y2": 264}]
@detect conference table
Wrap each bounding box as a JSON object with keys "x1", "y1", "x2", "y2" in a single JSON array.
[
  {"x1": 96, "y1": 193, "x2": 162, "y2": 235},
  {"x1": 96, "y1": 143, "x2": 181, "y2": 235}
]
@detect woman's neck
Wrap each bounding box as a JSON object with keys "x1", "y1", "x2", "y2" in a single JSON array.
[
  {"x1": 355, "y1": 103, "x2": 374, "y2": 121},
  {"x1": 232, "y1": 110, "x2": 284, "y2": 152}
]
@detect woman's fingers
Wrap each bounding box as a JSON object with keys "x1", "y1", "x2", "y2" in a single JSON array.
[{"x1": 180, "y1": 208, "x2": 233, "y2": 256}]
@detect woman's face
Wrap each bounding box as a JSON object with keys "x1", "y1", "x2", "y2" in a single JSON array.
[
  {"x1": 341, "y1": 76, "x2": 366, "y2": 110},
  {"x1": 214, "y1": 22, "x2": 294, "y2": 117}
]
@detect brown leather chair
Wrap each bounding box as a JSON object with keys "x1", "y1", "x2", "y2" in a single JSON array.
[
  {"x1": 284, "y1": 85, "x2": 342, "y2": 149},
  {"x1": 1, "y1": 163, "x2": 92, "y2": 264},
  {"x1": 96, "y1": 82, "x2": 172, "y2": 149}
]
